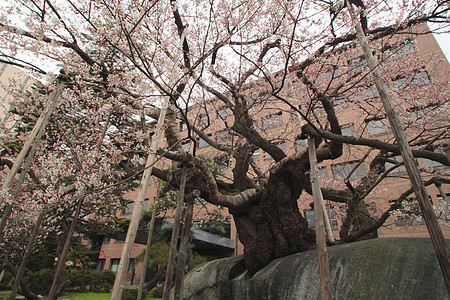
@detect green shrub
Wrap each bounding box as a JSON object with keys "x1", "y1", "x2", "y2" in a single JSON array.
[
  {"x1": 24, "y1": 268, "x2": 55, "y2": 295},
  {"x1": 148, "y1": 284, "x2": 164, "y2": 298},
  {"x1": 67, "y1": 269, "x2": 92, "y2": 292},
  {"x1": 0, "y1": 270, "x2": 13, "y2": 286},
  {"x1": 66, "y1": 269, "x2": 115, "y2": 293},
  {"x1": 90, "y1": 270, "x2": 115, "y2": 292},
  {"x1": 121, "y1": 285, "x2": 146, "y2": 300}
]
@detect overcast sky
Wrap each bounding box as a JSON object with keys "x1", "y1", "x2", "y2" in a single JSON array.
[{"x1": 429, "y1": 23, "x2": 450, "y2": 62}]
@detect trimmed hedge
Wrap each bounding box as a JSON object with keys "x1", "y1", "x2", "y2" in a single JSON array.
[
  {"x1": 121, "y1": 285, "x2": 147, "y2": 300},
  {"x1": 67, "y1": 269, "x2": 115, "y2": 293}
]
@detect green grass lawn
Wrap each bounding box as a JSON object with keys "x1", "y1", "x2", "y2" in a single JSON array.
[
  {"x1": 58, "y1": 292, "x2": 111, "y2": 300},
  {"x1": 58, "y1": 293, "x2": 161, "y2": 300},
  {"x1": 0, "y1": 291, "x2": 160, "y2": 300},
  {"x1": 57, "y1": 293, "x2": 161, "y2": 300}
]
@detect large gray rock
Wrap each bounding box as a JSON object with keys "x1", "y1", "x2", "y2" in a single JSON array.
[{"x1": 182, "y1": 238, "x2": 449, "y2": 299}]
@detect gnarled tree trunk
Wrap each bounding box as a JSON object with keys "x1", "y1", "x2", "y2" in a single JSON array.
[{"x1": 231, "y1": 171, "x2": 315, "y2": 274}]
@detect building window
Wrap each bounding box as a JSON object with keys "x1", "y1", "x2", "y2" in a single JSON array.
[
  {"x1": 390, "y1": 41, "x2": 416, "y2": 59},
  {"x1": 276, "y1": 141, "x2": 286, "y2": 153},
  {"x1": 332, "y1": 161, "x2": 367, "y2": 180},
  {"x1": 386, "y1": 155, "x2": 406, "y2": 175},
  {"x1": 214, "y1": 155, "x2": 231, "y2": 169},
  {"x1": 261, "y1": 92, "x2": 277, "y2": 103},
  {"x1": 198, "y1": 134, "x2": 212, "y2": 149},
  {"x1": 305, "y1": 210, "x2": 315, "y2": 228},
  {"x1": 96, "y1": 259, "x2": 106, "y2": 271},
  {"x1": 252, "y1": 149, "x2": 260, "y2": 162},
  {"x1": 263, "y1": 150, "x2": 272, "y2": 161},
  {"x1": 316, "y1": 68, "x2": 340, "y2": 84},
  {"x1": 199, "y1": 113, "x2": 213, "y2": 126},
  {"x1": 216, "y1": 130, "x2": 231, "y2": 144},
  {"x1": 437, "y1": 193, "x2": 450, "y2": 203},
  {"x1": 123, "y1": 202, "x2": 134, "y2": 215},
  {"x1": 334, "y1": 95, "x2": 348, "y2": 111},
  {"x1": 341, "y1": 123, "x2": 355, "y2": 136},
  {"x1": 296, "y1": 138, "x2": 306, "y2": 153},
  {"x1": 181, "y1": 140, "x2": 191, "y2": 152},
  {"x1": 262, "y1": 112, "x2": 283, "y2": 130},
  {"x1": 110, "y1": 259, "x2": 120, "y2": 273},
  {"x1": 102, "y1": 237, "x2": 111, "y2": 245},
  {"x1": 180, "y1": 121, "x2": 188, "y2": 131},
  {"x1": 143, "y1": 198, "x2": 149, "y2": 211},
  {"x1": 348, "y1": 57, "x2": 367, "y2": 71},
  {"x1": 218, "y1": 107, "x2": 232, "y2": 118},
  {"x1": 359, "y1": 85, "x2": 378, "y2": 101},
  {"x1": 366, "y1": 118, "x2": 392, "y2": 137},
  {"x1": 329, "y1": 209, "x2": 339, "y2": 231},
  {"x1": 194, "y1": 197, "x2": 207, "y2": 205},
  {"x1": 392, "y1": 69, "x2": 430, "y2": 90},
  {"x1": 318, "y1": 167, "x2": 329, "y2": 180},
  {"x1": 128, "y1": 258, "x2": 137, "y2": 272},
  {"x1": 290, "y1": 110, "x2": 301, "y2": 122},
  {"x1": 422, "y1": 147, "x2": 448, "y2": 170}
]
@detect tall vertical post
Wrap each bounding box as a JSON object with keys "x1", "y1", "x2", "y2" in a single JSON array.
[
  {"x1": 110, "y1": 28, "x2": 187, "y2": 300},
  {"x1": 308, "y1": 137, "x2": 332, "y2": 300},
  {"x1": 48, "y1": 196, "x2": 85, "y2": 300},
  {"x1": 296, "y1": 111, "x2": 334, "y2": 242},
  {"x1": 174, "y1": 190, "x2": 198, "y2": 300},
  {"x1": 0, "y1": 82, "x2": 64, "y2": 207},
  {"x1": 346, "y1": 1, "x2": 450, "y2": 293},
  {"x1": 0, "y1": 82, "x2": 64, "y2": 242},
  {"x1": 137, "y1": 178, "x2": 161, "y2": 300},
  {"x1": 162, "y1": 165, "x2": 188, "y2": 300},
  {"x1": 9, "y1": 212, "x2": 45, "y2": 300}
]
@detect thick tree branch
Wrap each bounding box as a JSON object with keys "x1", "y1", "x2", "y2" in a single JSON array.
[
  {"x1": 303, "y1": 127, "x2": 450, "y2": 165},
  {"x1": 156, "y1": 150, "x2": 258, "y2": 208}
]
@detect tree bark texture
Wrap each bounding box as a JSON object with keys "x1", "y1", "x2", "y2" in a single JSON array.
[
  {"x1": 162, "y1": 165, "x2": 187, "y2": 300},
  {"x1": 231, "y1": 170, "x2": 315, "y2": 274},
  {"x1": 174, "y1": 192, "x2": 195, "y2": 300},
  {"x1": 138, "y1": 178, "x2": 161, "y2": 300}
]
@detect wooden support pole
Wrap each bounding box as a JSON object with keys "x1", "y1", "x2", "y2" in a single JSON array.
[
  {"x1": 308, "y1": 137, "x2": 332, "y2": 300},
  {"x1": 346, "y1": 1, "x2": 450, "y2": 294},
  {"x1": 137, "y1": 178, "x2": 161, "y2": 300},
  {"x1": 0, "y1": 83, "x2": 64, "y2": 241},
  {"x1": 162, "y1": 165, "x2": 188, "y2": 300},
  {"x1": 174, "y1": 190, "x2": 198, "y2": 300},
  {"x1": 296, "y1": 112, "x2": 334, "y2": 243},
  {"x1": 0, "y1": 82, "x2": 64, "y2": 207},
  {"x1": 9, "y1": 212, "x2": 44, "y2": 300},
  {"x1": 110, "y1": 28, "x2": 187, "y2": 300},
  {"x1": 48, "y1": 196, "x2": 85, "y2": 300}
]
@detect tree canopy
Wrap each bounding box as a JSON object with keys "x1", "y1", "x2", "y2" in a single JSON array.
[{"x1": 0, "y1": 0, "x2": 449, "y2": 275}]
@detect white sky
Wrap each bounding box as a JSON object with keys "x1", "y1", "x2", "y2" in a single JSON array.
[{"x1": 428, "y1": 23, "x2": 450, "y2": 62}]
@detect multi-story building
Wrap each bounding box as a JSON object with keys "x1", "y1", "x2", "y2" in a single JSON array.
[
  {"x1": 97, "y1": 23, "x2": 449, "y2": 284},
  {"x1": 0, "y1": 63, "x2": 35, "y2": 129}
]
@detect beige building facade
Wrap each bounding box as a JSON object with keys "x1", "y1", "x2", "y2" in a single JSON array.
[{"x1": 0, "y1": 63, "x2": 35, "y2": 129}]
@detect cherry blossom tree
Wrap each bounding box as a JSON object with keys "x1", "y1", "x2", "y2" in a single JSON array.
[
  {"x1": 0, "y1": 0, "x2": 449, "y2": 278},
  {"x1": 0, "y1": 77, "x2": 150, "y2": 297}
]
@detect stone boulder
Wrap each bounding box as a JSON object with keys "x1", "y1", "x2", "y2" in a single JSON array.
[{"x1": 181, "y1": 238, "x2": 449, "y2": 299}]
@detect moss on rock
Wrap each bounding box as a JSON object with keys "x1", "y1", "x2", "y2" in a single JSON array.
[{"x1": 181, "y1": 238, "x2": 449, "y2": 300}]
